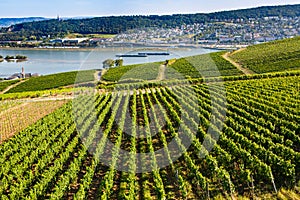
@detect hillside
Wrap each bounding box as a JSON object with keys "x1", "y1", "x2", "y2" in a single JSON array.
[
  {"x1": 102, "y1": 52, "x2": 243, "y2": 82},
  {"x1": 0, "y1": 73, "x2": 299, "y2": 199},
  {"x1": 0, "y1": 8, "x2": 300, "y2": 197},
  {"x1": 6, "y1": 70, "x2": 95, "y2": 93},
  {"x1": 1, "y1": 4, "x2": 299, "y2": 40},
  {"x1": 229, "y1": 37, "x2": 300, "y2": 73}
]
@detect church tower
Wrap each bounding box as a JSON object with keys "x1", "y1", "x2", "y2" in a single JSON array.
[{"x1": 21, "y1": 67, "x2": 25, "y2": 79}]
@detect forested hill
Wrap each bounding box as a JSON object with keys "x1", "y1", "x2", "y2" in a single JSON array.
[
  {"x1": 206, "y1": 4, "x2": 300, "y2": 19},
  {"x1": 2, "y1": 4, "x2": 300, "y2": 38}
]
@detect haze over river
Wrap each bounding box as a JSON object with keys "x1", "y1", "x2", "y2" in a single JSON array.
[{"x1": 0, "y1": 47, "x2": 218, "y2": 78}]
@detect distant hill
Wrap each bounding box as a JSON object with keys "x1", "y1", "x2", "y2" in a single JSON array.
[
  {"x1": 0, "y1": 17, "x2": 48, "y2": 28},
  {"x1": 229, "y1": 36, "x2": 300, "y2": 73},
  {"x1": 0, "y1": 4, "x2": 299, "y2": 40}
]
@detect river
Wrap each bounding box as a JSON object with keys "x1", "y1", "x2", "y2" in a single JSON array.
[{"x1": 0, "y1": 47, "x2": 218, "y2": 78}]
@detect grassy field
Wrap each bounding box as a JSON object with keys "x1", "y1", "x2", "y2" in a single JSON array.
[
  {"x1": 66, "y1": 33, "x2": 116, "y2": 39},
  {"x1": 229, "y1": 36, "x2": 300, "y2": 73},
  {"x1": 0, "y1": 73, "x2": 299, "y2": 199}
]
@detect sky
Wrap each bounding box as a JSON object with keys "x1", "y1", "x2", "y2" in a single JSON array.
[{"x1": 0, "y1": 0, "x2": 299, "y2": 18}]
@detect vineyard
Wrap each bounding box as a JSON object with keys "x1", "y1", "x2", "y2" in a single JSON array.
[
  {"x1": 167, "y1": 52, "x2": 243, "y2": 79},
  {"x1": 101, "y1": 52, "x2": 243, "y2": 83},
  {"x1": 6, "y1": 70, "x2": 95, "y2": 93},
  {"x1": 0, "y1": 80, "x2": 19, "y2": 92},
  {"x1": 0, "y1": 100, "x2": 68, "y2": 143},
  {"x1": 102, "y1": 64, "x2": 142, "y2": 82},
  {"x1": 0, "y1": 74, "x2": 299, "y2": 199},
  {"x1": 0, "y1": 87, "x2": 78, "y2": 100},
  {"x1": 229, "y1": 36, "x2": 300, "y2": 73}
]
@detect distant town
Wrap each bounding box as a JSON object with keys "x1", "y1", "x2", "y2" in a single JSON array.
[{"x1": 0, "y1": 16, "x2": 299, "y2": 50}]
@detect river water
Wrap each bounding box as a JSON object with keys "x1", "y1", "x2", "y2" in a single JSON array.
[{"x1": 0, "y1": 47, "x2": 217, "y2": 78}]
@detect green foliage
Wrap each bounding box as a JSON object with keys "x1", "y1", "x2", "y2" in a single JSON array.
[
  {"x1": 5, "y1": 55, "x2": 14, "y2": 60},
  {"x1": 0, "y1": 80, "x2": 19, "y2": 92},
  {"x1": 102, "y1": 52, "x2": 242, "y2": 83},
  {"x1": 102, "y1": 64, "x2": 141, "y2": 82},
  {"x1": 167, "y1": 52, "x2": 243, "y2": 79},
  {"x1": 230, "y1": 37, "x2": 300, "y2": 73},
  {"x1": 115, "y1": 59, "x2": 123, "y2": 67},
  {"x1": 7, "y1": 70, "x2": 95, "y2": 93},
  {"x1": 0, "y1": 74, "x2": 299, "y2": 199},
  {"x1": 102, "y1": 59, "x2": 115, "y2": 68},
  {"x1": 15, "y1": 55, "x2": 27, "y2": 60},
  {"x1": 102, "y1": 62, "x2": 161, "y2": 82},
  {"x1": 1, "y1": 5, "x2": 299, "y2": 40},
  {"x1": 119, "y1": 63, "x2": 160, "y2": 81},
  {"x1": 0, "y1": 88, "x2": 80, "y2": 100},
  {"x1": 66, "y1": 33, "x2": 116, "y2": 39}
]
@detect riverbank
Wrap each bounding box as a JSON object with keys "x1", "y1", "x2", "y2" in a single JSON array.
[
  {"x1": 199, "y1": 44, "x2": 249, "y2": 50},
  {"x1": 0, "y1": 46, "x2": 101, "y2": 52},
  {"x1": 0, "y1": 46, "x2": 199, "y2": 52},
  {"x1": 0, "y1": 43, "x2": 248, "y2": 51},
  {"x1": 0, "y1": 46, "x2": 218, "y2": 79}
]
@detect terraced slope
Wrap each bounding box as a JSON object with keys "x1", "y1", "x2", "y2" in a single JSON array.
[
  {"x1": 0, "y1": 74, "x2": 299, "y2": 199},
  {"x1": 229, "y1": 37, "x2": 300, "y2": 73}
]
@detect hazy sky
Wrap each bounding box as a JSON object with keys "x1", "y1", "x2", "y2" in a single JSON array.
[{"x1": 0, "y1": 0, "x2": 299, "y2": 18}]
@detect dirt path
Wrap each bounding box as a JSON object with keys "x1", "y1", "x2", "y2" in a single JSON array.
[
  {"x1": 222, "y1": 50, "x2": 255, "y2": 75},
  {"x1": 94, "y1": 70, "x2": 102, "y2": 81},
  {"x1": 156, "y1": 64, "x2": 166, "y2": 81},
  {"x1": 0, "y1": 79, "x2": 28, "y2": 94},
  {"x1": 230, "y1": 48, "x2": 246, "y2": 56},
  {"x1": 22, "y1": 96, "x2": 74, "y2": 102}
]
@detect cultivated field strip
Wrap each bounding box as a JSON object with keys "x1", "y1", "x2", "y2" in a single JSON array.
[{"x1": 0, "y1": 100, "x2": 68, "y2": 143}]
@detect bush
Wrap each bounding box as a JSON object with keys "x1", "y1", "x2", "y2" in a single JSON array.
[
  {"x1": 5, "y1": 55, "x2": 14, "y2": 60},
  {"x1": 15, "y1": 55, "x2": 27, "y2": 60}
]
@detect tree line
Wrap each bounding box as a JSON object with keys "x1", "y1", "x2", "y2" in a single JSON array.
[{"x1": 0, "y1": 4, "x2": 299, "y2": 41}]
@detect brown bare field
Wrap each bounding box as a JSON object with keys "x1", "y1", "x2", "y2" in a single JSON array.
[{"x1": 0, "y1": 100, "x2": 68, "y2": 143}]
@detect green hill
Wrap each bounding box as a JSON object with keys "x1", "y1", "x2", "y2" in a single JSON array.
[
  {"x1": 167, "y1": 52, "x2": 243, "y2": 79},
  {"x1": 0, "y1": 80, "x2": 19, "y2": 92},
  {"x1": 229, "y1": 37, "x2": 300, "y2": 73},
  {"x1": 6, "y1": 70, "x2": 95, "y2": 93},
  {"x1": 1, "y1": 4, "x2": 299, "y2": 40},
  {"x1": 102, "y1": 52, "x2": 243, "y2": 82}
]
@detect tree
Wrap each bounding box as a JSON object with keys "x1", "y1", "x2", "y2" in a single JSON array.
[
  {"x1": 115, "y1": 59, "x2": 123, "y2": 67},
  {"x1": 103, "y1": 59, "x2": 115, "y2": 68}
]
